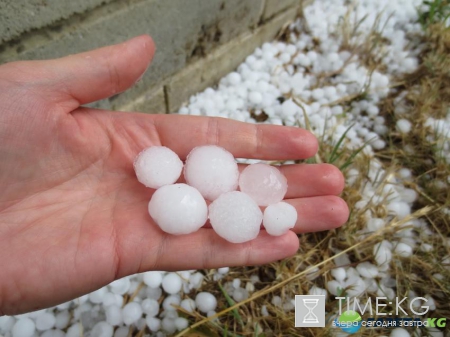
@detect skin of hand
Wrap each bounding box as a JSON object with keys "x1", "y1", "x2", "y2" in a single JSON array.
[{"x1": 0, "y1": 35, "x2": 349, "y2": 315}]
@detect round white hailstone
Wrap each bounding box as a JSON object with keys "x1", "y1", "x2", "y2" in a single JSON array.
[
  {"x1": 0, "y1": 316, "x2": 16, "y2": 332},
  {"x1": 89, "y1": 287, "x2": 107, "y2": 304},
  {"x1": 424, "y1": 295, "x2": 436, "y2": 311},
  {"x1": 217, "y1": 267, "x2": 229, "y2": 274},
  {"x1": 271, "y1": 296, "x2": 282, "y2": 307},
  {"x1": 141, "y1": 298, "x2": 160, "y2": 317},
  {"x1": 387, "y1": 201, "x2": 411, "y2": 220},
  {"x1": 209, "y1": 191, "x2": 262, "y2": 243},
  {"x1": 394, "y1": 242, "x2": 413, "y2": 257},
  {"x1": 41, "y1": 329, "x2": 65, "y2": 337},
  {"x1": 90, "y1": 321, "x2": 113, "y2": 337},
  {"x1": 281, "y1": 99, "x2": 299, "y2": 117},
  {"x1": 390, "y1": 328, "x2": 410, "y2": 337},
  {"x1": 143, "y1": 271, "x2": 163, "y2": 288},
  {"x1": 233, "y1": 288, "x2": 249, "y2": 302},
  {"x1": 102, "y1": 292, "x2": 118, "y2": 307},
  {"x1": 163, "y1": 295, "x2": 181, "y2": 311},
  {"x1": 239, "y1": 163, "x2": 288, "y2": 206},
  {"x1": 396, "y1": 119, "x2": 412, "y2": 134},
  {"x1": 261, "y1": 305, "x2": 269, "y2": 317},
  {"x1": 249, "y1": 91, "x2": 263, "y2": 104},
  {"x1": 345, "y1": 277, "x2": 367, "y2": 297},
  {"x1": 148, "y1": 183, "x2": 208, "y2": 235},
  {"x1": 134, "y1": 146, "x2": 183, "y2": 189},
  {"x1": 35, "y1": 312, "x2": 56, "y2": 331},
  {"x1": 308, "y1": 286, "x2": 327, "y2": 297},
  {"x1": 228, "y1": 72, "x2": 241, "y2": 85},
  {"x1": 12, "y1": 318, "x2": 35, "y2": 337},
  {"x1": 175, "y1": 317, "x2": 189, "y2": 331},
  {"x1": 184, "y1": 145, "x2": 239, "y2": 200},
  {"x1": 195, "y1": 292, "x2": 217, "y2": 313},
  {"x1": 180, "y1": 298, "x2": 196, "y2": 312},
  {"x1": 232, "y1": 278, "x2": 241, "y2": 289},
  {"x1": 326, "y1": 280, "x2": 343, "y2": 296},
  {"x1": 356, "y1": 262, "x2": 379, "y2": 278},
  {"x1": 109, "y1": 278, "x2": 130, "y2": 295},
  {"x1": 374, "y1": 242, "x2": 392, "y2": 266},
  {"x1": 189, "y1": 272, "x2": 204, "y2": 289},
  {"x1": 331, "y1": 267, "x2": 346, "y2": 282},
  {"x1": 114, "y1": 327, "x2": 129, "y2": 337},
  {"x1": 66, "y1": 323, "x2": 82, "y2": 337},
  {"x1": 54, "y1": 311, "x2": 70, "y2": 330},
  {"x1": 122, "y1": 302, "x2": 142, "y2": 326},
  {"x1": 263, "y1": 202, "x2": 297, "y2": 236},
  {"x1": 105, "y1": 305, "x2": 123, "y2": 326},
  {"x1": 146, "y1": 317, "x2": 161, "y2": 332},
  {"x1": 161, "y1": 317, "x2": 176, "y2": 334},
  {"x1": 162, "y1": 273, "x2": 183, "y2": 294}
]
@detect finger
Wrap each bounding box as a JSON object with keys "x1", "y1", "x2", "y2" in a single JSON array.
[
  {"x1": 152, "y1": 114, "x2": 318, "y2": 160},
  {"x1": 144, "y1": 229, "x2": 299, "y2": 271},
  {"x1": 287, "y1": 195, "x2": 349, "y2": 233},
  {"x1": 2, "y1": 35, "x2": 155, "y2": 107}
]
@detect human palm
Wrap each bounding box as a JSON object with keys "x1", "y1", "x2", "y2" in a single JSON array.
[{"x1": 0, "y1": 36, "x2": 348, "y2": 315}]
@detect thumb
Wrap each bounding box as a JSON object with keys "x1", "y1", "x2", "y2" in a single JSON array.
[{"x1": 2, "y1": 35, "x2": 155, "y2": 108}]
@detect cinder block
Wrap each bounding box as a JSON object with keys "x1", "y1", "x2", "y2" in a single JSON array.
[
  {"x1": 0, "y1": 0, "x2": 115, "y2": 43},
  {"x1": 263, "y1": 0, "x2": 300, "y2": 21}
]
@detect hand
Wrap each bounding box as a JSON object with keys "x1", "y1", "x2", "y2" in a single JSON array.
[{"x1": 0, "y1": 35, "x2": 348, "y2": 315}]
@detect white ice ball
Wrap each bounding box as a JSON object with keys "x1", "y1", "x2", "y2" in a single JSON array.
[
  {"x1": 35, "y1": 312, "x2": 56, "y2": 331},
  {"x1": 12, "y1": 318, "x2": 35, "y2": 337},
  {"x1": 396, "y1": 119, "x2": 412, "y2": 134},
  {"x1": 122, "y1": 302, "x2": 142, "y2": 325},
  {"x1": 184, "y1": 145, "x2": 239, "y2": 201},
  {"x1": 134, "y1": 146, "x2": 183, "y2": 189},
  {"x1": 209, "y1": 191, "x2": 262, "y2": 243},
  {"x1": 105, "y1": 305, "x2": 123, "y2": 326},
  {"x1": 162, "y1": 273, "x2": 183, "y2": 294},
  {"x1": 146, "y1": 317, "x2": 161, "y2": 332},
  {"x1": 148, "y1": 183, "x2": 208, "y2": 235},
  {"x1": 91, "y1": 321, "x2": 113, "y2": 337},
  {"x1": 239, "y1": 163, "x2": 287, "y2": 206},
  {"x1": 394, "y1": 242, "x2": 413, "y2": 257},
  {"x1": 195, "y1": 292, "x2": 217, "y2": 313},
  {"x1": 141, "y1": 298, "x2": 160, "y2": 317},
  {"x1": 263, "y1": 202, "x2": 297, "y2": 236},
  {"x1": 143, "y1": 271, "x2": 163, "y2": 288},
  {"x1": 180, "y1": 298, "x2": 196, "y2": 312}
]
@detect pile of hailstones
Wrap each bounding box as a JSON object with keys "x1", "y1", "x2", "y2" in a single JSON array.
[{"x1": 134, "y1": 145, "x2": 298, "y2": 242}]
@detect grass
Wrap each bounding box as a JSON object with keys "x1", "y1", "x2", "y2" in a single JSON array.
[{"x1": 170, "y1": 4, "x2": 450, "y2": 337}]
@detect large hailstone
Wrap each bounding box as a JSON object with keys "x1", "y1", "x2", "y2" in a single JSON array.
[
  {"x1": 263, "y1": 202, "x2": 297, "y2": 236},
  {"x1": 184, "y1": 145, "x2": 239, "y2": 201},
  {"x1": 209, "y1": 191, "x2": 262, "y2": 243},
  {"x1": 134, "y1": 146, "x2": 183, "y2": 189},
  {"x1": 239, "y1": 163, "x2": 288, "y2": 206},
  {"x1": 148, "y1": 184, "x2": 207, "y2": 235}
]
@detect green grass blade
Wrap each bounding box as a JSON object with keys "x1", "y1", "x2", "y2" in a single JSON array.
[{"x1": 218, "y1": 283, "x2": 245, "y2": 329}]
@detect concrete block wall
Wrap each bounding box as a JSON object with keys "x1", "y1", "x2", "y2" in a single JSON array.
[{"x1": 0, "y1": 0, "x2": 302, "y2": 113}]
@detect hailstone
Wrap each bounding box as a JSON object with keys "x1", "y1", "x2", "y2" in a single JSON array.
[
  {"x1": 239, "y1": 163, "x2": 288, "y2": 206},
  {"x1": 134, "y1": 146, "x2": 183, "y2": 189},
  {"x1": 184, "y1": 145, "x2": 239, "y2": 200},
  {"x1": 148, "y1": 184, "x2": 208, "y2": 235},
  {"x1": 209, "y1": 191, "x2": 262, "y2": 243},
  {"x1": 263, "y1": 202, "x2": 297, "y2": 236}
]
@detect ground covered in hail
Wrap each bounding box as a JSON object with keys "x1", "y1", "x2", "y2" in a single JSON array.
[{"x1": 1, "y1": 0, "x2": 449, "y2": 336}]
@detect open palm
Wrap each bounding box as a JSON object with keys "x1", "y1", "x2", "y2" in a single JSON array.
[{"x1": 0, "y1": 36, "x2": 348, "y2": 315}]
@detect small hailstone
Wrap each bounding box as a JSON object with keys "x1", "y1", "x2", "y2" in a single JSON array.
[
  {"x1": 141, "y1": 298, "x2": 160, "y2": 317},
  {"x1": 175, "y1": 317, "x2": 189, "y2": 331},
  {"x1": 217, "y1": 267, "x2": 229, "y2": 274},
  {"x1": 105, "y1": 305, "x2": 123, "y2": 326},
  {"x1": 390, "y1": 328, "x2": 410, "y2": 337},
  {"x1": 89, "y1": 287, "x2": 107, "y2": 304},
  {"x1": 239, "y1": 163, "x2": 288, "y2": 206},
  {"x1": 387, "y1": 201, "x2": 411, "y2": 220},
  {"x1": 233, "y1": 288, "x2": 249, "y2": 302},
  {"x1": 163, "y1": 295, "x2": 181, "y2": 311},
  {"x1": 249, "y1": 91, "x2": 263, "y2": 104},
  {"x1": 146, "y1": 317, "x2": 161, "y2": 332},
  {"x1": 134, "y1": 146, "x2": 183, "y2": 189},
  {"x1": 109, "y1": 278, "x2": 130, "y2": 295},
  {"x1": 209, "y1": 191, "x2": 262, "y2": 243},
  {"x1": 91, "y1": 321, "x2": 113, "y2": 337},
  {"x1": 261, "y1": 305, "x2": 269, "y2": 317},
  {"x1": 356, "y1": 262, "x2": 379, "y2": 278},
  {"x1": 162, "y1": 273, "x2": 183, "y2": 294},
  {"x1": 189, "y1": 272, "x2": 204, "y2": 289},
  {"x1": 396, "y1": 119, "x2": 412, "y2": 134},
  {"x1": 12, "y1": 318, "x2": 35, "y2": 337},
  {"x1": 308, "y1": 286, "x2": 327, "y2": 297},
  {"x1": 180, "y1": 298, "x2": 196, "y2": 312},
  {"x1": 66, "y1": 324, "x2": 82, "y2": 337},
  {"x1": 281, "y1": 99, "x2": 299, "y2": 117},
  {"x1": 263, "y1": 201, "x2": 297, "y2": 236},
  {"x1": 35, "y1": 312, "x2": 56, "y2": 331},
  {"x1": 271, "y1": 296, "x2": 282, "y2": 307},
  {"x1": 148, "y1": 183, "x2": 208, "y2": 235},
  {"x1": 327, "y1": 280, "x2": 343, "y2": 296},
  {"x1": 122, "y1": 302, "x2": 142, "y2": 325},
  {"x1": 114, "y1": 327, "x2": 129, "y2": 337},
  {"x1": 394, "y1": 242, "x2": 413, "y2": 257},
  {"x1": 374, "y1": 241, "x2": 393, "y2": 266},
  {"x1": 54, "y1": 311, "x2": 70, "y2": 330},
  {"x1": 195, "y1": 292, "x2": 217, "y2": 313},
  {"x1": 331, "y1": 267, "x2": 346, "y2": 282},
  {"x1": 143, "y1": 271, "x2": 163, "y2": 288},
  {"x1": 161, "y1": 317, "x2": 176, "y2": 334},
  {"x1": 184, "y1": 145, "x2": 239, "y2": 200},
  {"x1": 232, "y1": 278, "x2": 241, "y2": 289}
]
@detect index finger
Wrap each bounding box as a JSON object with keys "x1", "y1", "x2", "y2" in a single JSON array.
[{"x1": 153, "y1": 114, "x2": 318, "y2": 160}]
